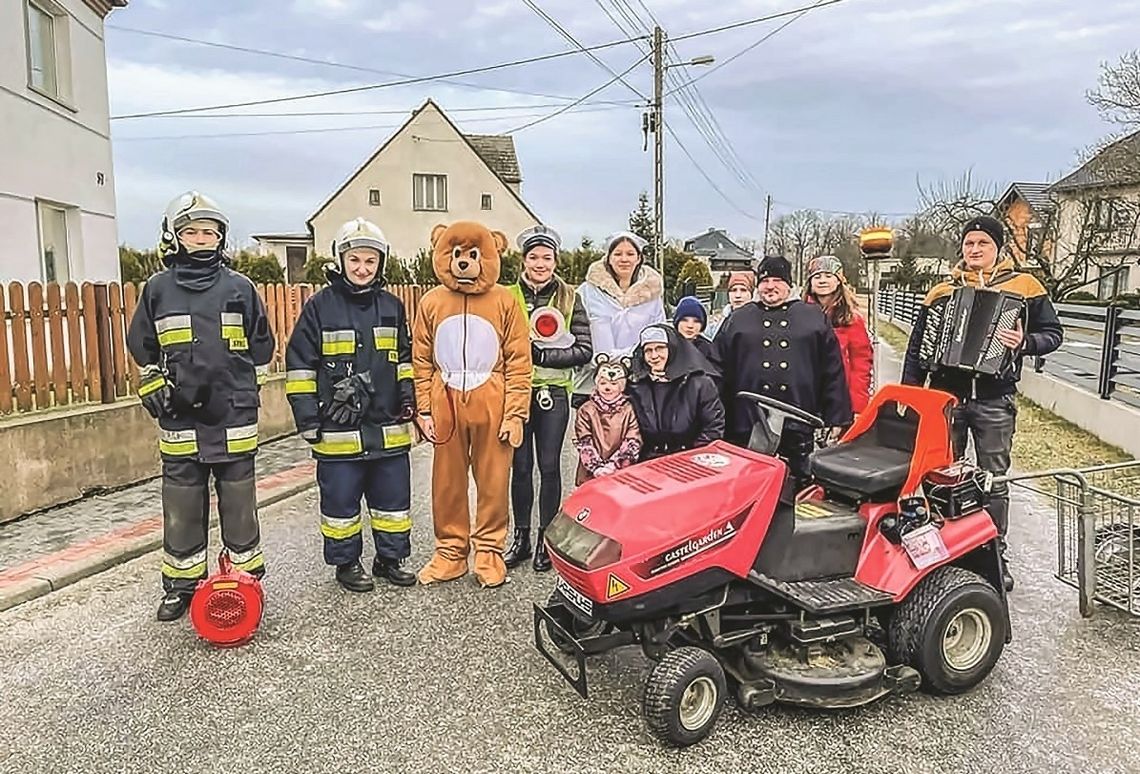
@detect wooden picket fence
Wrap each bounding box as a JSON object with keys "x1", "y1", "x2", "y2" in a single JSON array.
[{"x1": 0, "y1": 281, "x2": 424, "y2": 415}]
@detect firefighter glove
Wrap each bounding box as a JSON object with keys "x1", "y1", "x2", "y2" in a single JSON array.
[{"x1": 326, "y1": 372, "x2": 374, "y2": 427}]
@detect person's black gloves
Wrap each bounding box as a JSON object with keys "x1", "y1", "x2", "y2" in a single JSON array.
[
  {"x1": 138, "y1": 366, "x2": 176, "y2": 420},
  {"x1": 325, "y1": 372, "x2": 374, "y2": 426}
]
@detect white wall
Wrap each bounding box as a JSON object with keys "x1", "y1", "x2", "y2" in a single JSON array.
[
  {"x1": 0, "y1": 0, "x2": 120, "y2": 283},
  {"x1": 310, "y1": 103, "x2": 539, "y2": 263}
]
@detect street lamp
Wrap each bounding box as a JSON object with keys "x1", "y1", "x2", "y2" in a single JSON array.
[
  {"x1": 667, "y1": 54, "x2": 716, "y2": 69},
  {"x1": 651, "y1": 32, "x2": 714, "y2": 268}
]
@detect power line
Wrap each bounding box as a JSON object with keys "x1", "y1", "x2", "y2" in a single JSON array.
[
  {"x1": 664, "y1": 120, "x2": 764, "y2": 221},
  {"x1": 772, "y1": 199, "x2": 917, "y2": 218},
  {"x1": 611, "y1": 0, "x2": 765, "y2": 196},
  {"x1": 106, "y1": 24, "x2": 632, "y2": 106},
  {"x1": 504, "y1": 53, "x2": 650, "y2": 134},
  {"x1": 670, "y1": 0, "x2": 847, "y2": 42},
  {"x1": 111, "y1": 3, "x2": 851, "y2": 120},
  {"x1": 111, "y1": 35, "x2": 648, "y2": 120},
  {"x1": 519, "y1": 0, "x2": 648, "y2": 101},
  {"x1": 115, "y1": 103, "x2": 633, "y2": 141},
  {"x1": 123, "y1": 100, "x2": 641, "y2": 119},
  {"x1": 667, "y1": 0, "x2": 835, "y2": 93}
]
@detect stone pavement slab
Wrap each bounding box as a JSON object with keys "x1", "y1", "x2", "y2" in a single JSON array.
[
  {"x1": 0, "y1": 435, "x2": 314, "y2": 573},
  {"x1": 0, "y1": 436, "x2": 318, "y2": 611}
]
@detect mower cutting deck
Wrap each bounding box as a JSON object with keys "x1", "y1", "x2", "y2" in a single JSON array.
[{"x1": 533, "y1": 385, "x2": 1011, "y2": 747}]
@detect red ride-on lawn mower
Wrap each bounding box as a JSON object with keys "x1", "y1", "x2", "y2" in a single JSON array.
[{"x1": 533, "y1": 384, "x2": 1011, "y2": 747}]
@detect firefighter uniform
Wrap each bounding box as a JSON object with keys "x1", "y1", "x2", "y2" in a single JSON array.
[
  {"x1": 285, "y1": 218, "x2": 416, "y2": 589},
  {"x1": 126, "y1": 191, "x2": 275, "y2": 620}
]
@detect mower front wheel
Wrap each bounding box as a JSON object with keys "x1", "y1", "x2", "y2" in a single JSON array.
[
  {"x1": 889, "y1": 565, "x2": 1007, "y2": 695},
  {"x1": 643, "y1": 647, "x2": 727, "y2": 747}
]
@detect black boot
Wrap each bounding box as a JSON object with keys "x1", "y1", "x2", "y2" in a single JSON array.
[
  {"x1": 998, "y1": 537, "x2": 1014, "y2": 592},
  {"x1": 156, "y1": 591, "x2": 192, "y2": 622},
  {"x1": 533, "y1": 529, "x2": 552, "y2": 573},
  {"x1": 1001, "y1": 556, "x2": 1015, "y2": 592},
  {"x1": 373, "y1": 558, "x2": 417, "y2": 587},
  {"x1": 503, "y1": 527, "x2": 532, "y2": 569},
  {"x1": 336, "y1": 560, "x2": 375, "y2": 593}
]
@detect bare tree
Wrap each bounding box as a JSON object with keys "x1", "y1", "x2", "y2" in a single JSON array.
[
  {"x1": 1087, "y1": 49, "x2": 1140, "y2": 128},
  {"x1": 916, "y1": 169, "x2": 1001, "y2": 242}
]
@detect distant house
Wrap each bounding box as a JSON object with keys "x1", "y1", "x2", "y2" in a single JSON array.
[
  {"x1": 1047, "y1": 131, "x2": 1140, "y2": 299},
  {"x1": 995, "y1": 181, "x2": 1056, "y2": 267},
  {"x1": 683, "y1": 228, "x2": 753, "y2": 285},
  {"x1": 255, "y1": 100, "x2": 541, "y2": 273},
  {"x1": 1, "y1": 0, "x2": 128, "y2": 284},
  {"x1": 248, "y1": 232, "x2": 312, "y2": 284}
]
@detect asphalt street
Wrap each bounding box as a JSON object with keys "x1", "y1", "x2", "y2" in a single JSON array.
[{"x1": 2, "y1": 438, "x2": 1139, "y2": 774}]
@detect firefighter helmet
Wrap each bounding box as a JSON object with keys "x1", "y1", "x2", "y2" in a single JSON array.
[
  {"x1": 159, "y1": 190, "x2": 229, "y2": 261},
  {"x1": 333, "y1": 218, "x2": 390, "y2": 262}
]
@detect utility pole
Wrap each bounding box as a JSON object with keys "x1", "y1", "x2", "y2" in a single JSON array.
[
  {"x1": 762, "y1": 194, "x2": 772, "y2": 256},
  {"x1": 652, "y1": 25, "x2": 665, "y2": 271}
]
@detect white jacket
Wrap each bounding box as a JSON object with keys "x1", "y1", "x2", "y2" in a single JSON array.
[{"x1": 574, "y1": 259, "x2": 666, "y2": 395}]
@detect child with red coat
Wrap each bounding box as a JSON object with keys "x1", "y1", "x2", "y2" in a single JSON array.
[{"x1": 803, "y1": 255, "x2": 873, "y2": 416}]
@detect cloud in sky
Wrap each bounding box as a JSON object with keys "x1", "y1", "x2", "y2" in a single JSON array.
[{"x1": 106, "y1": 0, "x2": 1139, "y2": 249}]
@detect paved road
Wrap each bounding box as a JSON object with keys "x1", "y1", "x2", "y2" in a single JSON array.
[{"x1": 2, "y1": 440, "x2": 1139, "y2": 774}]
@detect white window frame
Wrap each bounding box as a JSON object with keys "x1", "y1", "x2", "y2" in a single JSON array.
[
  {"x1": 25, "y1": 0, "x2": 74, "y2": 108},
  {"x1": 412, "y1": 174, "x2": 448, "y2": 212},
  {"x1": 1097, "y1": 265, "x2": 1127, "y2": 300},
  {"x1": 480, "y1": 193, "x2": 493, "y2": 211},
  {"x1": 368, "y1": 188, "x2": 381, "y2": 206},
  {"x1": 37, "y1": 200, "x2": 72, "y2": 284}
]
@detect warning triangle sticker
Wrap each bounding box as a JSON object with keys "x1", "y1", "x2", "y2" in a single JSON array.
[{"x1": 606, "y1": 574, "x2": 630, "y2": 599}]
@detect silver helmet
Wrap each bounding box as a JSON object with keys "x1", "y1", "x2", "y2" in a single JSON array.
[{"x1": 159, "y1": 190, "x2": 229, "y2": 262}]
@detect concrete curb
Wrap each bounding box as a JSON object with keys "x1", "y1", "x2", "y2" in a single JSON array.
[{"x1": 0, "y1": 462, "x2": 317, "y2": 613}]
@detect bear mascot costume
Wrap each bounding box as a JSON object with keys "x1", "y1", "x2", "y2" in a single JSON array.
[{"x1": 412, "y1": 221, "x2": 532, "y2": 588}]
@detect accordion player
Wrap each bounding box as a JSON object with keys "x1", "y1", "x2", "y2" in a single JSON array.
[{"x1": 917, "y1": 285, "x2": 1026, "y2": 375}]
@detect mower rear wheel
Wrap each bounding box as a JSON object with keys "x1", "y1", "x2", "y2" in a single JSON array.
[
  {"x1": 643, "y1": 647, "x2": 726, "y2": 747},
  {"x1": 888, "y1": 565, "x2": 1006, "y2": 695},
  {"x1": 547, "y1": 590, "x2": 612, "y2": 654}
]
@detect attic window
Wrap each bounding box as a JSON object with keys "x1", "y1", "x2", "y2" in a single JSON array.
[
  {"x1": 481, "y1": 193, "x2": 493, "y2": 211},
  {"x1": 413, "y1": 173, "x2": 447, "y2": 212},
  {"x1": 368, "y1": 188, "x2": 381, "y2": 206}
]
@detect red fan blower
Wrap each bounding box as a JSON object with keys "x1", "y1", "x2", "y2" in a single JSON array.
[{"x1": 189, "y1": 551, "x2": 264, "y2": 648}]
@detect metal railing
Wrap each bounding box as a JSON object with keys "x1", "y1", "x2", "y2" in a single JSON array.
[{"x1": 999, "y1": 462, "x2": 1140, "y2": 618}]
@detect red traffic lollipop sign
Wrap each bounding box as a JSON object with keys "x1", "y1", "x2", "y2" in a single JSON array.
[{"x1": 532, "y1": 307, "x2": 564, "y2": 339}]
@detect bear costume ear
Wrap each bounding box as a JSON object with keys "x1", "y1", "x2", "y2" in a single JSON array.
[
  {"x1": 619, "y1": 356, "x2": 633, "y2": 370},
  {"x1": 489, "y1": 230, "x2": 509, "y2": 254},
  {"x1": 593, "y1": 352, "x2": 611, "y2": 368},
  {"x1": 431, "y1": 224, "x2": 449, "y2": 248}
]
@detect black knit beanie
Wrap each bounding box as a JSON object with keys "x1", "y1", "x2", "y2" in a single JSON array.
[{"x1": 961, "y1": 216, "x2": 1004, "y2": 250}]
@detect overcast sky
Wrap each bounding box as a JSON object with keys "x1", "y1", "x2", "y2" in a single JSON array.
[{"x1": 106, "y1": 0, "x2": 1138, "y2": 252}]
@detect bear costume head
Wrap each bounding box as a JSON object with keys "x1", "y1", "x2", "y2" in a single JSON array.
[{"x1": 430, "y1": 221, "x2": 509, "y2": 295}]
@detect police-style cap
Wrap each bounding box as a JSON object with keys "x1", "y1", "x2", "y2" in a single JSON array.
[{"x1": 517, "y1": 225, "x2": 562, "y2": 256}]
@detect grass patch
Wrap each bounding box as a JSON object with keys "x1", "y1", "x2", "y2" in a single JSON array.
[
  {"x1": 875, "y1": 321, "x2": 910, "y2": 351},
  {"x1": 1012, "y1": 396, "x2": 1131, "y2": 472}
]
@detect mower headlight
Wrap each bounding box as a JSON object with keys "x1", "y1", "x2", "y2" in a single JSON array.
[{"x1": 545, "y1": 512, "x2": 623, "y2": 570}]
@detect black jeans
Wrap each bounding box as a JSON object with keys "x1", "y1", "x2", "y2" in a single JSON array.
[
  {"x1": 511, "y1": 386, "x2": 570, "y2": 532},
  {"x1": 951, "y1": 394, "x2": 1017, "y2": 547}
]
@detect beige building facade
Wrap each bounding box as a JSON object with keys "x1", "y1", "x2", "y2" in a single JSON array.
[
  {"x1": 0, "y1": 0, "x2": 126, "y2": 283},
  {"x1": 305, "y1": 99, "x2": 540, "y2": 265}
]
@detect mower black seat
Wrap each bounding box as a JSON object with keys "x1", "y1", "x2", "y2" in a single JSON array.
[{"x1": 810, "y1": 401, "x2": 919, "y2": 499}]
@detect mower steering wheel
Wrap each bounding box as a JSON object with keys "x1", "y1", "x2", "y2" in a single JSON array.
[{"x1": 738, "y1": 391, "x2": 825, "y2": 429}]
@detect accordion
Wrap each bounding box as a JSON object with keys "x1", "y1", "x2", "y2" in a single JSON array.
[{"x1": 918, "y1": 286, "x2": 1025, "y2": 375}]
